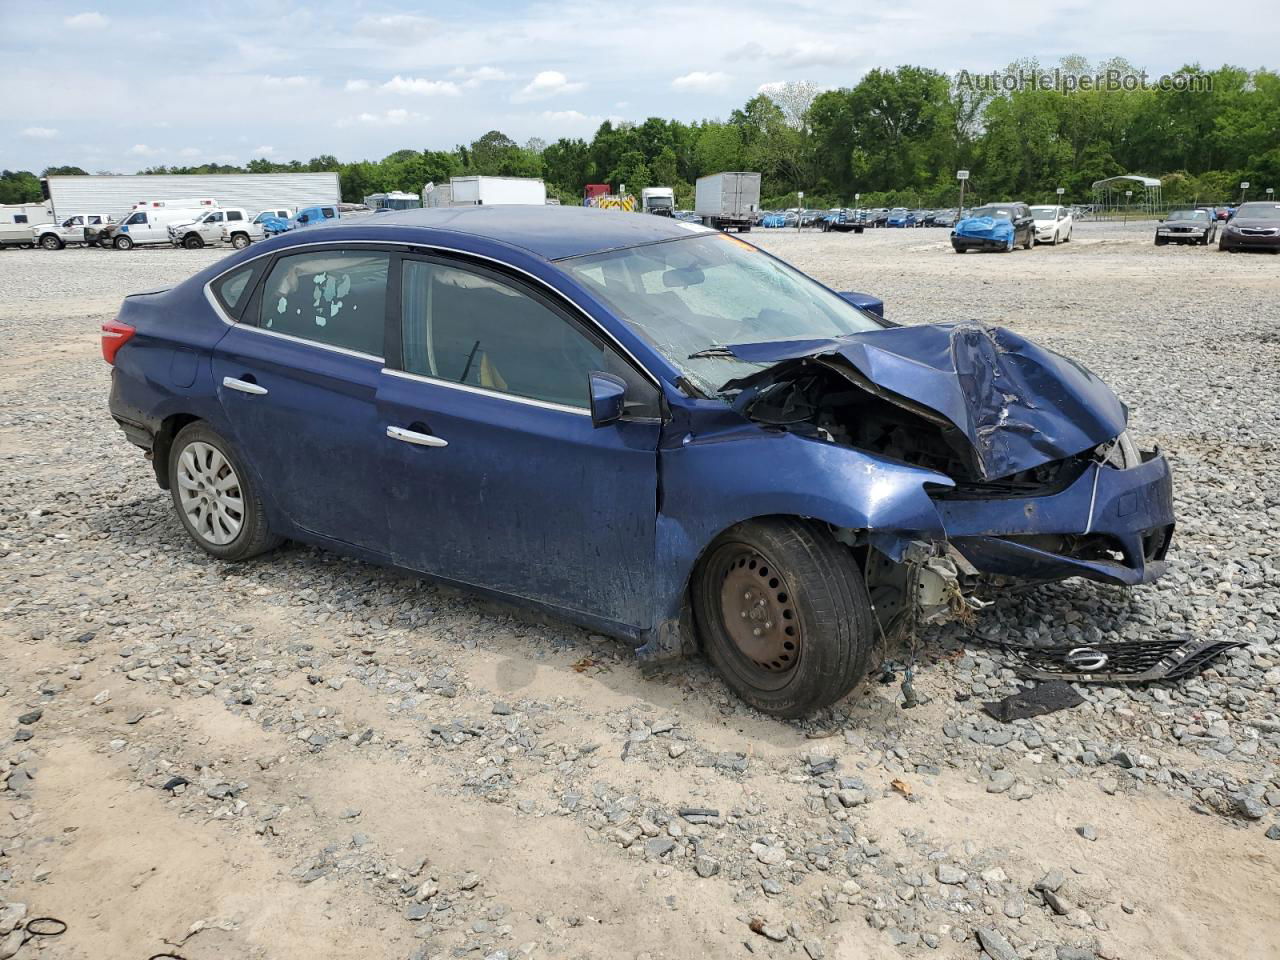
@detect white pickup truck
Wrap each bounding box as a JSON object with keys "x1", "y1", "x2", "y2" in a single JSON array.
[
  {"x1": 168, "y1": 208, "x2": 251, "y2": 249},
  {"x1": 220, "y1": 208, "x2": 293, "y2": 249},
  {"x1": 33, "y1": 213, "x2": 116, "y2": 249}
]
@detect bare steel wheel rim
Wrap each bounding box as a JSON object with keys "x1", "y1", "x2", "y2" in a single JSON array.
[
  {"x1": 176, "y1": 441, "x2": 244, "y2": 546},
  {"x1": 717, "y1": 548, "x2": 801, "y2": 679}
]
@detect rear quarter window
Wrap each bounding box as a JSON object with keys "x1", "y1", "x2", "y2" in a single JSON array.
[{"x1": 211, "y1": 262, "x2": 262, "y2": 317}]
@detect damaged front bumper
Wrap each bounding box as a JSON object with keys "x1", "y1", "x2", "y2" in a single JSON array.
[{"x1": 932, "y1": 448, "x2": 1174, "y2": 586}]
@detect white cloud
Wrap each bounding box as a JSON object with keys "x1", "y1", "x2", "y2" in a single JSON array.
[
  {"x1": 727, "y1": 40, "x2": 842, "y2": 68},
  {"x1": 776, "y1": 41, "x2": 843, "y2": 68},
  {"x1": 540, "y1": 110, "x2": 595, "y2": 123},
  {"x1": 337, "y1": 108, "x2": 425, "y2": 127},
  {"x1": 252, "y1": 145, "x2": 275, "y2": 156},
  {"x1": 63, "y1": 11, "x2": 108, "y2": 29},
  {"x1": 344, "y1": 79, "x2": 371, "y2": 92},
  {"x1": 354, "y1": 14, "x2": 436, "y2": 43},
  {"x1": 381, "y1": 76, "x2": 461, "y2": 96},
  {"x1": 671, "y1": 71, "x2": 731, "y2": 92},
  {"x1": 21, "y1": 127, "x2": 58, "y2": 139},
  {"x1": 128, "y1": 144, "x2": 157, "y2": 156},
  {"x1": 513, "y1": 71, "x2": 585, "y2": 102},
  {"x1": 450, "y1": 66, "x2": 509, "y2": 88},
  {"x1": 262, "y1": 75, "x2": 311, "y2": 88}
]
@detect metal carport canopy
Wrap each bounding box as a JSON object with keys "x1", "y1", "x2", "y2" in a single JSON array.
[{"x1": 1091, "y1": 175, "x2": 1162, "y2": 189}]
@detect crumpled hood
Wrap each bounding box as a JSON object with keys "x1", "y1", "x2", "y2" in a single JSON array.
[
  {"x1": 953, "y1": 216, "x2": 1013, "y2": 242},
  {"x1": 722, "y1": 322, "x2": 1129, "y2": 480}
]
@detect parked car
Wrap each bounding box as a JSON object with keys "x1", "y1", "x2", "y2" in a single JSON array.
[
  {"x1": 294, "y1": 205, "x2": 339, "y2": 228},
  {"x1": 99, "y1": 207, "x2": 213, "y2": 250},
  {"x1": 1030, "y1": 205, "x2": 1073, "y2": 245},
  {"x1": 886, "y1": 208, "x2": 916, "y2": 228},
  {"x1": 169, "y1": 208, "x2": 251, "y2": 249},
  {"x1": 103, "y1": 206, "x2": 1173, "y2": 717},
  {"x1": 931, "y1": 210, "x2": 957, "y2": 228},
  {"x1": 761, "y1": 213, "x2": 788, "y2": 228},
  {"x1": 33, "y1": 213, "x2": 115, "y2": 249},
  {"x1": 1155, "y1": 209, "x2": 1217, "y2": 246},
  {"x1": 868, "y1": 209, "x2": 889, "y2": 227},
  {"x1": 951, "y1": 203, "x2": 1036, "y2": 252},
  {"x1": 1218, "y1": 202, "x2": 1280, "y2": 253},
  {"x1": 820, "y1": 209, "x2": 866, "y2": 233}
]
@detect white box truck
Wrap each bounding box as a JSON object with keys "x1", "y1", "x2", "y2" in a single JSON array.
[
  {"x1": 695, "y1": 172, "x2": 761, "y2": 232},
  {"x1": 439, "y1": 176, "x2": 547, "y2": 206},
  {"x1": 641, "y1": 187, "x2": 675, "y2": 216}
]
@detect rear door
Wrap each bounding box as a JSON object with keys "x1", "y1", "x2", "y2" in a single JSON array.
[
  {"x1": 378, "y1": 253, "x2": 662, "y2": 627},
  {"x1": 210, "y1": 245, "x2": 393, "y2": 552}
]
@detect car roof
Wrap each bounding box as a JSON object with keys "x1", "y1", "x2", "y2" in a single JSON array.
[{"x1": 352, "y1": 205, "x2": 704, "y2": 261}]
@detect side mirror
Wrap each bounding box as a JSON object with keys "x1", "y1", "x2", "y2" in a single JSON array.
[
  {"x1": 588, "y1": 371, "x2": 627, "y2": 427},
  {"x1": 839, "y1": 291, "x2": 884, "y2": 318}
]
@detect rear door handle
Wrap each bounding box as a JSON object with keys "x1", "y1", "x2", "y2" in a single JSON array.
[
  {"x1": 223, "y1": 376, "x2": 267, "y2": 396},
  {"x1": 387, "y1": 425, "x2": 448, "y2": 448}
]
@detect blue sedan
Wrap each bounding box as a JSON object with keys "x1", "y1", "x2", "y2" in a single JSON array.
[{"x1": 104, "y1": 207, "x2": 1174, "y2": 717}]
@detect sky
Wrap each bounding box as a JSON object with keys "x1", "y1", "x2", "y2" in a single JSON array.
[{"x1": 1, "y1": 0, "x2": 1273, "y2": 173}]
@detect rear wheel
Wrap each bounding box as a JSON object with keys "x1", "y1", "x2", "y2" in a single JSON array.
[
  {"x1": 230, "y1": 232, "x2": 251, "y2": 250},
  {"x1": 168, "y1": 423, "x2": 281, "y2": 562},
  {"x1": 693, "y1": 518, "x2": 875, "y2": 718}
]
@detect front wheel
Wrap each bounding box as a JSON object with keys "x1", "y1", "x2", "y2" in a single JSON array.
[
  {"x1": 182, "y1": 233, "x2": 204, "y2": 249},
  {"x1": 168, "y1": 423, "x2": 282, "y2": 561},
  {"x1": 40, "y1": 234, "x2": 63, "y2": 250},
  {"x1": 113, "y1": 235, "x2": 133, "y2": 250},
  {"x1": 693, "y1": 519, "x2": 875, "y2": 718}
]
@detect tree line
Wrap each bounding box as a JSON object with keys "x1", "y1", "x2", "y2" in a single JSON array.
[{"x1": 4, "y1": 58, "x2": 1277, "y2": 210}]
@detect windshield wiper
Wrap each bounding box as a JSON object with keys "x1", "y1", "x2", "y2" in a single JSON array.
[{"x1": 687, "y1": 346, "x2": 736, "y2": 359}]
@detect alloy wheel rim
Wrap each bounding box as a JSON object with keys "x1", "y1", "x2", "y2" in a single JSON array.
[
  {"x1": 176, "y1": 441, "x2": 244, "y2": 545},
  {"x1": 717, "y1": 548, "x2": 801, "y2": 676}
]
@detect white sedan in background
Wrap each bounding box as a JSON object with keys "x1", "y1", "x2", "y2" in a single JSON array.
[{"x1": 1031, "y1": 205, "x2": 1073, "y2": 245}]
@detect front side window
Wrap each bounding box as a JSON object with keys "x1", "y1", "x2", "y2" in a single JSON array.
[
  {"x1": 559, "y1": 233, "x2": 882, "y2": 395},
  {"x1": 321, "y1": 207, "x2": 336, "y2": 219},
  {"x1": 125, "y1": 212, "x2": 146, "y2": 225},
  {"x1": 205, "y1": 211, "x2": 224, "y2": 223},
  {"x1": 258, "y1": 250, "x2": 388, "y2": 356},
  {"x1": 401, "y1": 259, "x2": 608, "y2": 409}
]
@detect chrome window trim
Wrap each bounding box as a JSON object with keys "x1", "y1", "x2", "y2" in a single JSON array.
[
  {"x1": 202, "y1": 237, "x2": 660, "y2": 389},
  {"x1": 381, "y1": 366, "x2": 591, "y2": 417}
]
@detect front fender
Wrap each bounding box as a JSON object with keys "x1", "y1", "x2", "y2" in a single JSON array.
[{"x1": 642, "y1": 425, "x2": 950, "y2": 656}]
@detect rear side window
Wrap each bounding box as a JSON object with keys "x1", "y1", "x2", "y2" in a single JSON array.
[
  {"x1": 258, "y1": 250, "x2": 388, "y2": 356},
  {"x1": 13, "y1": 215, "x2": 27, "y2": 224},
  {"x1": 211, "y1": 263, "x2": 259, "y2": 315},
  {"x1": 227, "y1": 210, "x2": 243, "y2": 221}
]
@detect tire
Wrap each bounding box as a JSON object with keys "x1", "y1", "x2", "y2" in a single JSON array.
[
  {"x1": 1154, "y1": 238, "x2": 1167, "y2": 246},
  {"x1": 182, "y1": 233, "x2": 204, "y2": 249},
  {"x1": 113, "y1": 235, "x2": 134, "y2": 250},
  {"x1": 692, "y1": 518, "x2": 875, "y2": 718},
  {"x1": 230, "y1": 232, "x2": 251, "y2": 250},
  {"x1": 952, "y1": 244, "x2": 965, "y2": 253},
  {"x1": 1200, "y1": 231, "x2": 1211, "y2": 246},
  {"x1": 1023, "y1": 227, "x2": 1034, "y2": 250},
  {"x1": 854, "y1": 226, "x2": 864, "y2": 234},
  {"x1": 40, "y1": 234, "x2": 63, "y2": 250},
  {"x1": 168, "y1": 423, "x2": 282, "y2": 562},
  {"x1": 1003, "y1": 234, "x2": 1015, "y2": 252},
  {"x1": 1050, "y1": 230, "x2": 1059, "y2": 246}
]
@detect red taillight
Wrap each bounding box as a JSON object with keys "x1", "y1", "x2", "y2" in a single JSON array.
[{"x1": 101, "y1": 319, "x2": 135, "y2": 365}]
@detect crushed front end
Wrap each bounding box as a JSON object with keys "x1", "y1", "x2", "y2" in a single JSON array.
[{"x1": 724, "y1": 322, "x2": 1175, "y2": 633}]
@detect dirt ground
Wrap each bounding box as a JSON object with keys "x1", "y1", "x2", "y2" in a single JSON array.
[{"x1": 1, "y1": 221, "x2": 1277, "y2": 960}]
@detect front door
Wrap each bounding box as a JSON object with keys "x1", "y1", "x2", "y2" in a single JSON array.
[
  {"x1": 378, "y1": 254, "x2": 662, "y2": 628},
  {"x1": 212, "y1": 246, "x2": 393, "y2": 552}
]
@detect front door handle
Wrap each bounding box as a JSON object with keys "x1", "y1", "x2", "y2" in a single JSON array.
[
  {"x1": 223, "y1": 376, "x2": 268, "y2": 396},
  {"x1": 387, "y1": 425, "x2": 448, "y2": 448}
]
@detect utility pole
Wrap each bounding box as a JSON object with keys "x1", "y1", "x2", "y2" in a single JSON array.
[{"x1": 956, "y1": 169, "x2": 969, "y2": 221}]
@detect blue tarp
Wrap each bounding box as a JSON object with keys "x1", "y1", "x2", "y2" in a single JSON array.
[{"x1": 953, "y1": 216, "x2": 1013, "y2": 245}]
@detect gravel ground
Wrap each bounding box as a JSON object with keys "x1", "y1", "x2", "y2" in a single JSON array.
[{"x1": 1, "y1": 222, "x2": 1278, "y2": 960}]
